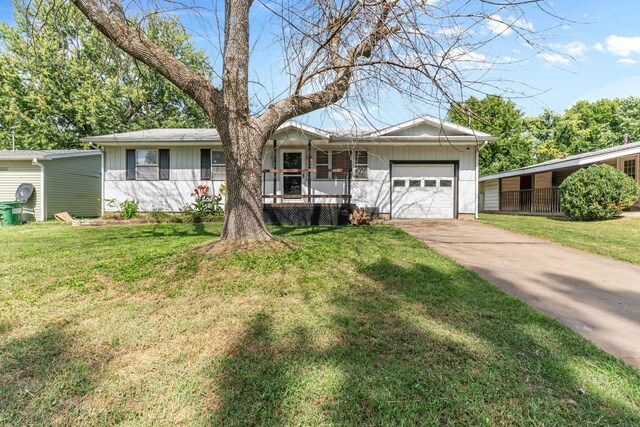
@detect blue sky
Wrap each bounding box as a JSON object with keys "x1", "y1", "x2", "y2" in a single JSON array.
[{"x1": 2, "y1": 1, "x2": 640, "y2": 128}]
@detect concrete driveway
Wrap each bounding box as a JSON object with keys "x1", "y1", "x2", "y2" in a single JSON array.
[{"x1": 393, "y1": 219, "x2": 640, "y2": 369}]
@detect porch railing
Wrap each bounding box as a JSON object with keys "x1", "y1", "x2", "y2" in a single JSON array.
[
  {"x1": 500, "y1": 187, "x2": 561, "y2": 213},
  {"x1": 262, "y1": 167, "x2": 352, "y2": 204}
]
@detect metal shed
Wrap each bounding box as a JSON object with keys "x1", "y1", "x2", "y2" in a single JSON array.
[{"x1": 0, "y1": 150, "x2": 102, "y2": 221}]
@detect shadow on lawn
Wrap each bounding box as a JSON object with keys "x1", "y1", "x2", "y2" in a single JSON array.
[
  {"x1": 0, "y1": 324, "x2": 102, "y2": 424},
  {"x1": 207, "y1": 258, "x2": 640, "y2": 425}
]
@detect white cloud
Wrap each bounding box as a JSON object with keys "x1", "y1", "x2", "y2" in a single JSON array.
[
  {"x1": 510, "y1": 17, "x2": 534, "y2": 32},
  {"x1": 564, "y1": 42, "x2": 588, "y2": 58},
  {"x1": 617, "y1": 57, "x2": 638, "y2": 65},
  {"x1": 446, "y1": 48, "x2": 488, "y2": 67},
  {"x1": 594, "y1": 42, "x2": 605, "y2": 52},
  {"x1": 436, "y1": 25, "x2": 467, "y2": 37},
  {"x1": 538, "y1": 52, "x2": 570, "y2": 65},
  {"x1": 605, "y1": 34, "x2": 640, "y2": 57},
  {"x1": 485, "y1": 15, "x2": 513, "y2": 36},
  {"x1": 485, "y1": 15, "x2": 533, "y2": 37}
]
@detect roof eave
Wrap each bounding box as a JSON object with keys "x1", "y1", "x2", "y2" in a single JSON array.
[
  {"x1": 479, "y1": 144, "x2": 640, "y2": 181},
  {"x1": 366, "y1": 115, "x2": 494, "y2": 138}
]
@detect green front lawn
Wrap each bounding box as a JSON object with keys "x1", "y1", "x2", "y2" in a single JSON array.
[
  {"x1": 1, "y1": 222, "x2": 639, "y2": 425},
  {"x1": 480, "y1": 214, "x2": 640, "y2": 265}
]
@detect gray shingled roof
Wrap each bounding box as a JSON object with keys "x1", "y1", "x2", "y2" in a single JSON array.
[
  {"x1": 0, "y1": 150, "x2": 100, "y2": 160},
  {"x1": 480, "y1": 141, "x2": 640, "y2": 181},
  {"x1": 82, "y1": 115, "x2": 497, "y2": 144},
  {"x1": 84, "y1": 128, "x2": 220, "y2": 142}
]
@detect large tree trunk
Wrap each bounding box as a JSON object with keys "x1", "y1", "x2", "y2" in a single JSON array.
[
  {"x1": 71, "y1": 0, "x2": 400, "y2": 243},
  {"x1": 215, "y1": 0, "x2": 272, "y2": 242},
  {"x1": 217, "y1": 125, "x2": 272, "y2": 242}
]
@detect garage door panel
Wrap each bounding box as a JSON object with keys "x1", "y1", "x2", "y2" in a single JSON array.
[{"x1": 392, "y1": 164, "x2": 455, "y2": 219}]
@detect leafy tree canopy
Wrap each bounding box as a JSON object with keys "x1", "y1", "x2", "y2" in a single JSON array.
[
  {"x1": 447, "y1": 95, "x2": 640, "y2": 176},
  {"x1": 447, "y1": 95, "x2": 536, "y2": 176},
  {"x1": 0, "y1": 0, "x2": 212, "y2": 150}
]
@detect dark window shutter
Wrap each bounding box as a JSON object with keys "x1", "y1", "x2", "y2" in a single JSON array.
[
  {"x1": 126, "y1": 149, "x2": 136, "y2": 180},
  {"x1": 201, "y1": 149, "x2": 211, "y2": 180},
  {"x1": 159, "y1": 149, "x2": 170, "y2": 180}
]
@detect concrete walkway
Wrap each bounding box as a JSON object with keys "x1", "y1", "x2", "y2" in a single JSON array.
[{"x1": 393, "y1": 219, "x2": 640, "y2": 369}]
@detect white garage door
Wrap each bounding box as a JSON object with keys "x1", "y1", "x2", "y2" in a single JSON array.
[{"x1": 391, "y1": 164, "x2": 455, "y2": 219}]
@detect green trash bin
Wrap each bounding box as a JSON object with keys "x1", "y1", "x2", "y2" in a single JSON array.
[
  {"x1": 0, "y1": 183, "x2": 34, "y2": 226},
  {"x1": 0, "y1": 202, "x2": 24, "y2": 226}
]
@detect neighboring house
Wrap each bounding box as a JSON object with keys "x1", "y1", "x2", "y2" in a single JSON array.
[
  {"x1": 479, "y1": 141, "x2": 640, "y2": 214},
  {"x1": 0, "y1": 150, "x2": 102, "y2": 221},
  {"x1": 83, "y1": 116, "x2": 497, "y2": 220}
]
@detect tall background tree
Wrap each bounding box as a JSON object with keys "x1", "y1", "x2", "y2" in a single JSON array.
[
  {"x1": 449, "y1": 95, "x2": 640, "y2": 176},
  {"x1": 0, "y1": 0, "x2": 212, "y2": 150},
  {"x1": 447, "y1": 95, "x2": 536, "y2": 176}
]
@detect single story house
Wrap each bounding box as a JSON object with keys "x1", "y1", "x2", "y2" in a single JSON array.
[
  {"x1": 0, "y1": 150, "x2": 102, "y2": 221},
  {"x1": 83, "y1": 116, "x2": 497, "y2": 221},
  {"x1": 479, "y1": 141, "x2": 640, "y2": 214}
]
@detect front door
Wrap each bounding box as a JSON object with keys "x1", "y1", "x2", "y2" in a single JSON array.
[{"x1": 282, "y1": 151, "x2": 304, "y2": 197}]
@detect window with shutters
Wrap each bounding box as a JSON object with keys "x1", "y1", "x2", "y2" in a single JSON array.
[
  {"x1": 136, "y1": 150, "x2": 158, "y2": 180},
  {"x1": 211, "y1": 150, "x2": 226, "y2": 180}
]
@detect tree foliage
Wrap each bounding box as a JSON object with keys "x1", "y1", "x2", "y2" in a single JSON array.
[
  {"x1": 559, "y1": 165, "x2": 639, "y2": 221},
  {"x1": 0, "y1": 0, "x2": 212, "y2": 150},
  {"x1": 448, "y1": 95, "x2": 640, "y2": 176},
  {"x1": 447, "y1": 95, "x2": 536, "y2": 176}
]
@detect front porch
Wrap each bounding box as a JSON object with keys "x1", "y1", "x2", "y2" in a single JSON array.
[
  {"x1": 499, "y1": 187, "x2": 562, "y2": 214},
  {"x1": 261, "y1": 156, "x2": 356, "y2": 225}
]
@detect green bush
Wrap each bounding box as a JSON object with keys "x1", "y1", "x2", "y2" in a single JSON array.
[
  {"x1": 560, "y1": 164, "x2": 639, "y2": 220},
  {"x1": 120, "y1": 199, "x2": 139, "y2": 220}
]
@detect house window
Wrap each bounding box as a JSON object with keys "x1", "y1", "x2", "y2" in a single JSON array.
[
  {"x1": 440, "y1": 179, "x2": 452, "y2": 188},
  {"x1": 393, "y1": 179, "x2": 406, "y2": 187},
  {"x1": 424, "y1": 180, "x2": 437, "y2": 187},
  {"x1": 332, "y1": 151, "x2": 351, "y2": 179},
  {"x1": 354, "y1": 150, "x2": 368, "y2": 179},
  {"x1": 623, "y1": 158, "x2": 637, "y2": 180},
  {"x1": 315, "y1": 149, "x2": 329, "y2": 179},
  {"x1": 136, "y1": 150, "x2": 158, "y2": 180},
  {"x1": 211, "y1": 150, "x2": 226, "y2": 180},
  {"x1": 409, "y1": 180, "x2": 421, "y2": 187}
]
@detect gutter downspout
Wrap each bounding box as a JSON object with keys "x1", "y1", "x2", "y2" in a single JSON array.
[
  {"x1": 32, "y1": 158, "x2": 45, "y2": 221},
  {"x1": 89, "y1": 142, "x2": 105, "y2": 217}
]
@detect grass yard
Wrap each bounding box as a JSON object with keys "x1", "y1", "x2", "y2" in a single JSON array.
[
  {"x1": 480, "y1": 213, "x2": 640, "y2": 265},
  {"x1": 1, "y1": 222, "x2": 639, "y2": 425}
]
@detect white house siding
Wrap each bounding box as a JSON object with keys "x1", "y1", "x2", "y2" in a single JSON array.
[
  {"x1": 0, "y1": 160, "x2": 43, "y2": 221},
  {"x1": 358, "y1": 144, "x2": 477, "y2": 215},
  {"x1": 44, "y1": 156, "x2": 102, "y2": 218},
  {"x1": 481, "y1": 179, "x2": 500, "y2": 211},
  {"x1": 385, "y1": 123, "x2": 465, "y2": 137},
  {"x1": 103, "y1": 145, "x2": 225, "y2": 212},
  {"x1": 104, "y1": 142, "x2": 478, "y2": 216},
  {"x1": 261, "y1": 142, "x2": 477, "y2": 215}
]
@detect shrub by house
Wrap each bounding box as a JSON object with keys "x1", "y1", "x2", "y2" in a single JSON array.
[{"x1": 560, "y1": 164, "x2": 639, "y2": 220}]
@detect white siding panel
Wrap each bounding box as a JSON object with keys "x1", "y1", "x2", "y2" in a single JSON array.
[
  {"x1": 387, "y1": 123, "x2": 464, "y2": 137},
  {"x1": 105, "y1": 180, "x2": 227, "y2": 212},
  {"x1": 104, "y1": 146, "x2": 224, "y2": 211},
  {"x1": 0, "y1": 160, "x2": 43, "y2": 221},
  {"x1": 103, "y1": 143, "x2": 478, "y2": 216},
  {"x1": 483, "y1": 179, "x2": 499, "y2": 211},
  {"x1": 352, "y1": 144, "x2": 477, "y2": 215}
]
